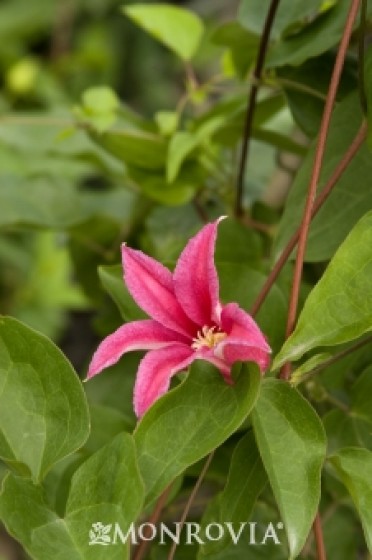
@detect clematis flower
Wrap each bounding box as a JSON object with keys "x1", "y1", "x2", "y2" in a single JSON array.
[{"x1": 87, "y1": 218, "x2": 271, "y2": 417}]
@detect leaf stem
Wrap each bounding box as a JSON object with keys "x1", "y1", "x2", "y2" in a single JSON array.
[
  {"x1": 167, "y1": 451, "x2": 215, "y2": 560},
  {"x1": 281, "y1": 0, "x2": 362, "y2": 350},
  {"x1": 313, "y1": 513, "x2": 327, "y2": 560},
  {"x1": 235, "y1": 0, "x2": 281, "y2": 217},
  {"x1": 133, "y1": 485, "x2": 173, "y2": 560},
  {"x1": 280, "y1": 0, "x2": 363, "y2": 381},
  {"x1": 269, "y1": 77, "x2": 328, "y2": 101},
  {"x1": 250, "y1": 120, "x2": 367, "y2": 317}
]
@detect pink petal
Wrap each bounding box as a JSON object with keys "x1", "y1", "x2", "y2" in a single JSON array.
[
  {"x1": 218, "y1": 303, "x2": 271, "y2": 373},
  {"x1": 173, "y1": 218, "x2": 224, "y2": 326},
  {"x1": 221, "y1": 303, "x2": 271, "y2": 353},
  {"x1": 87, "y1": 320, "x2": 187, "y2": 379},
  {"x1": 122, "y1": 245, "x2": 196, "y2": 337},
  {"x1": 134, "y1": 344, "x2": 195, "y2": 417},
  {"x1": 215, "y1": 339, "x2": 270, "y2": 373}
]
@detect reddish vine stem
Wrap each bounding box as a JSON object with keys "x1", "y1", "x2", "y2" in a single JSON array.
[
  {"x1": 235, "y1": 0, "x2": 281, "y2": 217},
  {"x1": 280, "y1": 0, "x2": 362, "y2": 381},
  {"x1": 250, "y1": 120, "x2": 367, "y2": 318},
  {"x1": 133, "y1": 485, "x2": 173, "y2": 560},
  {"x1": 167, "y1": 451, "x2": 215, "y2": 560},
  {"x1": 313, "y1": 513, "x2": 327, "y2": 560}
]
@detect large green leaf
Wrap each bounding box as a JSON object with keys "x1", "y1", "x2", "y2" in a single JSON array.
[
  {"x1": 0, "y1": 317, "x2": 90, "y2": 481},
  {"x1": 123, "y1": 4, "x2": 204, "y2": 61},
  {"x1": 199, "y1": 431, "x2": 267, "y2": 557},
  {"x1": 275, "y1": 94, "x2": 371, "y2": 262},
  {"x1": 252, "y1": 379, "x2": 326, "y2": 559},
  {"x1": 329, "y1": 447, "x2": 372, "y2": 552},
  {"x1": 274, "y1": 211, "x2": 372, "y2": 368},
  {"x1": 134, "y1": 362, "x2": 261, "y2": 505},
  {"x1": 0, "y1": 434, "x2": 144, "y2": 560}
]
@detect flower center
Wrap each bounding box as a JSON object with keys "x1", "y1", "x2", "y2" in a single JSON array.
[{"x1": 191, "y1": 326, "x2": 227, "y2": 350}]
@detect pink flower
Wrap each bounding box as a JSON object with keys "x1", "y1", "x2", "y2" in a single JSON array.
[{"x1": 87, "y1": 218, "x2": 271, "y2": 417}]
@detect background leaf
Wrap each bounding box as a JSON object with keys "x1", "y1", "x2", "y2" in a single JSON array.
[
  {"x1": 123, "y1": 3, "x2": 204, "y2": 61},
  {"x1": 275, "y1": 94, "x2": 370, "y2": 262},
  {"x1": 0, "y1": 433, "x2": 143, "y2": 560},
  {"x1": 329, "y1": 447, "x2": 372, "y2": 552}
]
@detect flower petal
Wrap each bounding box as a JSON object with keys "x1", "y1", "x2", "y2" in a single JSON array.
[
  {"x1": 173, "y1": 218, "x2": 224, "y2": 326},
  {"x1": 221, "y1": 303, "x2": 271, "y2": 353},
  {"x1": 134, "y1": 344, "x2": 195, "y2": 417},
  {"x1": 218, "y1": 303, "x2": 271, "y2": 373},
  {"x1": 87, "y1": 320, "x2": 187, "y2": 379},
  {"x1": 215, "y1": 339, "x2": 270, "y2": 373},
  {"x1": 122, "y1": 245, "x2": 196, "y2": 337}
]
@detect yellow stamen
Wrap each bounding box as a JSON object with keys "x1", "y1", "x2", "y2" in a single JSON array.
[{"x1": 191, "y1": 326, "x2": 227, "y2": 350}]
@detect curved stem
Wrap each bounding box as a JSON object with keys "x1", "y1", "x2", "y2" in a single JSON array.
[
  {"x1": 279, "y1": 0, "x2": 363, "y2": 381},
  {"x1": 133, "y1": 485, "x2": 173, "y2": 560},
  {"x1": 167, "y1": 451, "x2": 215, "y2": 560},
  {"x1": 313, "y1": 513, "x2": 327, "y2": 560},
  {"x1": 250, "y1": 120, "x2": 367, "y2": 318},
  {"x1": 235, "y1": 0, "x2": 281, "y2": 217}
]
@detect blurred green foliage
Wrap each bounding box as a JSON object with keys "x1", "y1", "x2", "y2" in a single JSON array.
[{"x1": 1, "y1": 1, "x2": 372, "y2": 559}]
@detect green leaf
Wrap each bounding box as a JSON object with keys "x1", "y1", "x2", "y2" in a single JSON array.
[
  {"x1": 0, "y1": 434, "x2": 143, "y2": 560},
  {"x1": 275, "y1": 94, "x2": 370, "y2": 262},
  {"x1": 274, "y1": 211, "x2": 372, "y2": 368},
  {"x1": 0, "y1": 317, "x2": 89, "y2": 481},
  {"x1": 90, "y1": 128, "x2": 167, "y2": 170},
  {"x1": 239, "y1": 0, "x2": 324, "y2": 42},
  {"x1": 82, "y1": 86, "x2": 119, "y2": 114},
  {"x1": 199, "y1": 431, "x2": 267, "y2": 557},
  {"x1": 330, "y1": 447, "x2": 372, "y2": 552},
  {"x1": 123, "y1": 3, "x2": 204, "y2": 61},
  {"x1": 276, "y1": 54, "x2": 356, "y2": 137},
  {"x1": 66, "y1": 433, "x2": 144, "y2": 525},
  {"x1": 211, "y1": 22, "x2": 259, "y2": 77},
  {"x1": 74, "y1": 86, "x2": 120, "y2": 133},
  {"x1": 252, "y1": 379, "x2": 326, "y2": 559},
  {"x1": 323, "y1": 364, "x2": 372, "y2": 453},
  {"x1": 290, "y1": 352, "x2": 332, "y2": 385},
  {"x1": 134, "y1": 362, "x2": 261, "y2": 505},
  {"x1": 266, "y1": 0, "x2": 353, "y2": 68},
  {"x1": 215, "y1": 219, "x2": 262, "y2": 267},
  {"x1": 0, "y1": 177, "x2": 85, "y2": 230},
  {"x1": 129, "y1": 166, "x2": 197, "y2": 206},
  {"x1": 155, "y1": 110, "x2": 179, "y2": 137}
]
